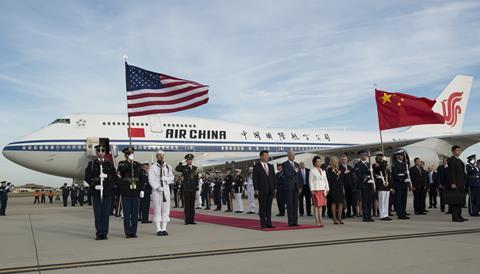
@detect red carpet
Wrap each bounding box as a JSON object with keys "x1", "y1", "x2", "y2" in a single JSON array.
[{"x1": 168, "y1": 210, "x2": 322, "y2": 231}]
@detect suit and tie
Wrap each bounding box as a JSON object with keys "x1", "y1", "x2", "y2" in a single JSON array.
[
  {"x1": 298, "y1": 168, "x2": 311, "y2": 216},
  {"x1": 253, "y1": 161, "x2": 277, "y2": 228},
  {"x1": 447, "y1": 156, "x2": 467, "y2": 221},
  {"x1": 282, "y1": 160, "x2": 302, "y2": 226}
]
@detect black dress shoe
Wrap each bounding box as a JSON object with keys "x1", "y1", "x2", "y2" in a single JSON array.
[
  {"x1": 190, "y1": 222, "x2": 197, "y2": 224},
  {"x1": 307, "y1": 214, "x2": 313, "y2": 216},
  {"x1": 157, "y1": 231, "x2": 164, "y2": 236},
  {"x1": 141, "y1": 221, "x2": 153, "y2": 224},
  {"x1": 276, "y1": 213, "x2": 285, "y2": 216},
  {"x1": 460, "y1": 217, "x2": 469, "y2": 221},
  {"x1": 131, "y1": 234, "x2": 138, "y2": 238},
  {"x1": 452, "y1": 219, "x2": 464, "y2": 222},
  {"x1": 126, "y1": 235, "x2": 132, "y2": 238},
  {"x1": 162, "y1": 231, "x2": 169, "y2": 236},
  {"x1": 95, "y1": 236, "x2": 102, "y2": 240},
  {"x1": 266, "y1": 225, "x2": 275, "y2": 228}
]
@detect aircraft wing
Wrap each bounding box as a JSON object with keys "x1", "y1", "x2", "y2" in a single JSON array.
[{"x1": 200, "y1": 153, "x2": 288, "y2": 171}]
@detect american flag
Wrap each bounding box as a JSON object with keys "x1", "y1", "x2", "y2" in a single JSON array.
[{"x1": 125, "y1": 63, "x2": 209, "y2": 116}]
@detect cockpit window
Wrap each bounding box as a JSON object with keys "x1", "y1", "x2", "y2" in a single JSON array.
[{"x1": 50, "y1": 118, "x2": 71, "y2": 125}]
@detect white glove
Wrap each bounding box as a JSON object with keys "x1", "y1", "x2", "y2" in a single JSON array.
[
  {"x1": 95, "y1": 185, "x2": 103, "y2": 190},
  {"x1": 140, "y1": 191, "x2": 145, "y2": 198},
  {"x1": 157, "y1": 187, "x2": 164, "y2": 192},
  {"x1": 405, "y1": 179, "x2": 411, "y2": 183}
]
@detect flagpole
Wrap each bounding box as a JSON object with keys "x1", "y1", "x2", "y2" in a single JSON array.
[
  {"x1": 374, "y1": 83, "x2": 385, "y2": 153},
  {"x1": 124, "y1": 56, "x2": 135, "y2": 213}
]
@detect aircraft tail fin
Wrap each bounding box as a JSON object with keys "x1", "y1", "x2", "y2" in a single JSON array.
[{"x1": 405, "y1": 75, "x2": 473, "y2": 135}]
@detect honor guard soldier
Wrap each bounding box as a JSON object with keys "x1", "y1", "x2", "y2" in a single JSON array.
[
  {"x1": 60, "y1": 183, "x2": 70, "y2": 207},
  {"x1": 275, "y1": 163, "x2": 286, "y2": 216},
  {"x1": 176, "y1": 154, "x2": 199, "y2": 225},
  {"x1": 118, "y1": 147, "x2": 144, "y2": 238},
  {"x1": 0, "y1": 181, "x2": 12, "y2": 216},
  {"x1": 465, "y1": 154, "x2": 480, "y2": 216},
  {"x1": 84, "y1": 145, "x2": 117, "y2": 240},
  {"x1": 140, "y1": 163, "x2": 153, "y2": 223},
  {"x1": 223, "y1": 168, "x2": 234, "y2": 212},
  {"x1": 78, "y1": 186, "x2": 86, "y2": 206},
  {"x1": 201, "y1": 172, "x2": 212, "y2": 210},
  {"x1": 246, "y1": 167, "x2": 256, "y2": 214},
  {"x1": 372, "y1": 151, "x2": 392, "y2": 221},
  {"x1": 70, "y1": 184, "x2": 78, "y2": 206},
  {"x1": 149, "y1": 150, "x2": 174, "y2": 235},
  {"x1": 354, "y1": 150, "x2": 374, "y2": 222},
  {"x1": 213, "y1": 171, "x2": 223, "y2": 211},
  {"x1": 173, "y1": 177, "x2": 181, "y2": 208},
  {"x1": 391, "y1": 149, "x2": 410, "y2": 219},
  {"x1": 233, "y1": 169, "x2": 244, "y2": 213}
]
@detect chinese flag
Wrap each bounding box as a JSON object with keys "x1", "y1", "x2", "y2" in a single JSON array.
[
  {"x1": 375, "y1": 89, "x2": 445, "y2": 130},
  {"x1": 128, "y1": 128, "x2": 145, "y2": 138}
]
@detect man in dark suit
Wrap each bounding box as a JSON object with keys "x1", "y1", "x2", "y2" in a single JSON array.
[
  {"x1": 410, "y1": 158, "x2": 428, "y2": 215},
  {"x1": 437, "y1": 157, "x2": 449, "y2": 212},
  {"x1": 282, "y1": 149, "x2": 302, "y2": 226},
  {"x1": 447, "y1": 145, "x2": 468, "y2": 222},
  {"x1": 298, "y1": 162, "x2": 311, "y2": 216},
  {"x1": 340, "y1": 154, "x2": 357, "y2": 218},
  {"x1": 252, "y1": 150, "x2": 277, "y2": 229}
]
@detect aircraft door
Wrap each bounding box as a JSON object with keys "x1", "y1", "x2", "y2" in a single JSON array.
[{"x1": 149, "y1": 116, "x2": 163, "y2": 133}]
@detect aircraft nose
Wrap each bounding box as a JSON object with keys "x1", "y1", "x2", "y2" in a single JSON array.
[{"x1": 2, "y1": 143, "x2": 17, "y2": 163}]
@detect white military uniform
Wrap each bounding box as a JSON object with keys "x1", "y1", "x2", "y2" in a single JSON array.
[
  {"x1": 196, "y1": 178, "x2": 203, "y2": 208},
  {"x1": 246, "y1": 173, "x2": 256, "y2": 213},
  {"x1": 149, "y1": 161, "x2": 174, "y2": 233}
]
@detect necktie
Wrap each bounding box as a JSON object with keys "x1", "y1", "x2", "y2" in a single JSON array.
[{"x1": 263, "y1": 163, "x2": 268, "y2": 175}]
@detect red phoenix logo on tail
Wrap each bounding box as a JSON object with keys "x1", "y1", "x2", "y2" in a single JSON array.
[{"x1": 441, "y1": 92, "x2": 463, "y2": 127}]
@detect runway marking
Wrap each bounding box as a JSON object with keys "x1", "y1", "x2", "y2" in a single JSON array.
[{"x1": 1, "y1": 228, "x2": 480, "y2": 273}]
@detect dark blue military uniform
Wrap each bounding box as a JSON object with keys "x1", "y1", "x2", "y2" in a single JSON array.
[
  {"x1": 118, "y1": 159, "x2": 144, "y2": 237},
  {"x1": 392, "y1": 158, "x2": 410, "y2": 219},
  {"x1": 78, "y1": 187, "x2": 86, "y2": 206},
  {"x1": 60, "y1": 184, "x2": 70, "y2": 207},
  {"x1": 84, "y1": 158, "x2": 117, "y2": 240},
  {"x1": 0, "y1": 182, "x2": 11, "y2": 216},
  {"x1": 139, "y1": 167, "x2": 152, "y2": 222},
  {"x1": 201, "y1": 177, "x2": 212, "y2": 210},
  {"x1": 275, "y1": 169, "x2": 286, "y2": 216},
  {"x1": 354, "y1": 158, "x2": 374, "y2": 222},
  {"x1": 466, "y1": 160, "x2": 480, "y2": 216},
  {"x1": 70, "y1": 185, "x2": 78, "y2": 206},
  {"x1": 214, "y1": 176, "x2": 222, "y2": 211}
]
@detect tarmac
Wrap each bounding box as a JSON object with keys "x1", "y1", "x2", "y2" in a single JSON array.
[{"x1": 1, "y1": 196, "x2": 479, "y2": 273}]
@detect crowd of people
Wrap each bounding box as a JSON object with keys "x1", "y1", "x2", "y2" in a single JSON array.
[{"x1": 3, "y1": 143, "x2": 477, "y2": 239}]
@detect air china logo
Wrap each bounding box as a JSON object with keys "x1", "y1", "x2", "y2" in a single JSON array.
[{"x1": 441, "y1": 92, "x2": 463, "y2": 127}]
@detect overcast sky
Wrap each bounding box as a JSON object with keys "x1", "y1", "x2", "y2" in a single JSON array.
[{"x1": 1, "y1": 0, "x2": 480, "y2": 187}]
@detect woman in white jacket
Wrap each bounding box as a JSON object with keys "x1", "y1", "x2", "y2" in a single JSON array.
[{"x1": 309, "y1": 156, "x2": 330, "y2": 226}]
